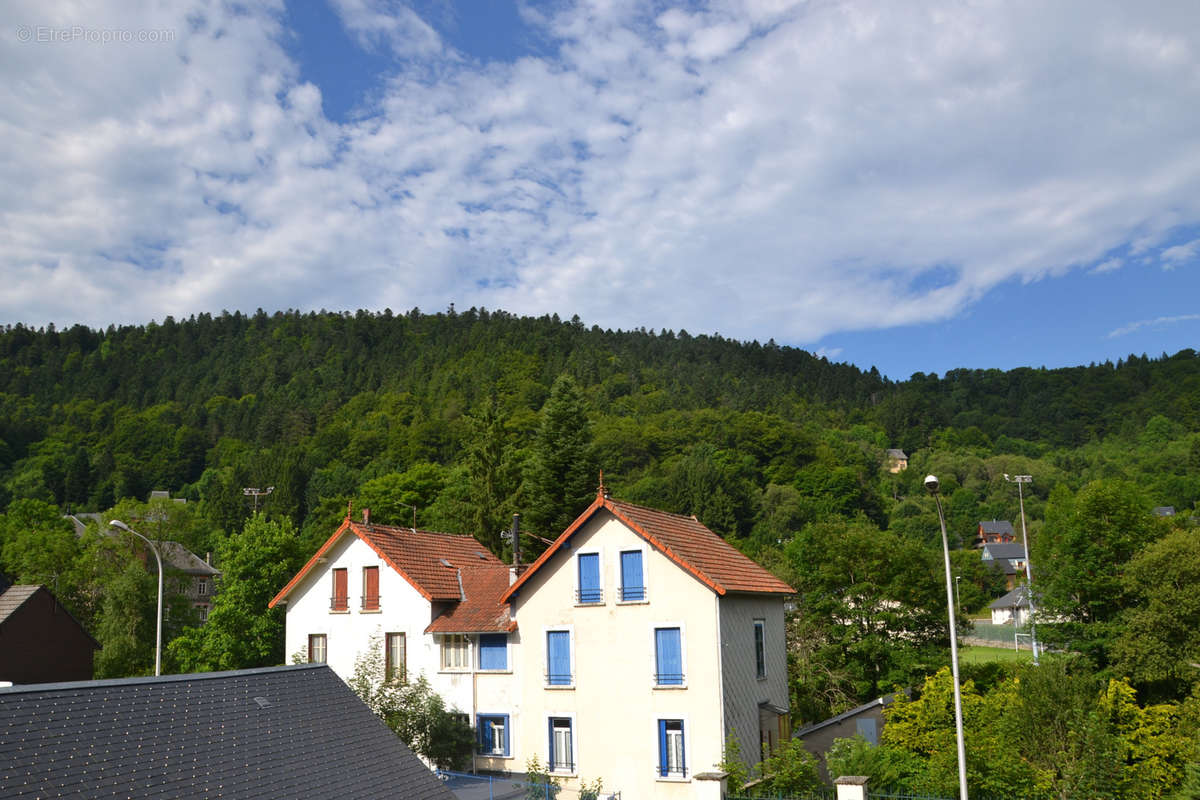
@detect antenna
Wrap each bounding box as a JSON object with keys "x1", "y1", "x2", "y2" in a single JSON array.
[{"x1": 242, "y1": 486, "x2": 275, "y2": 514}]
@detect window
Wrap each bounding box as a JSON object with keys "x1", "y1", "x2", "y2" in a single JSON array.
[
  {"x1": 658, "y1": 719, "x2": 686, "y2": 777},
  {"x1": 197, "y1": 605, "x2": 209, "y2": 623},
  {"x1": 442, "y1": 634, "x2": 469, "y2": 670},
  {"x1": 754, "y1": 619, "x2": 767, "y2": 679},
  {"x1": 546, "y1": 630, "x2": 572, "y2": 686},
  {"x1": 548, "y1": 717, "x2": 574, "y2": 773},
  {"x1": 197, "y1": 578, "x2": 208, "y2": 596},
  {"x1": 619, "y1": 550, "x2": 645, "y2": 601},
  {"x1": 856, "y1": 717, "x2": 879, "y2": 746},
  {"x1": 308, "y1": 634, "x2": 326, "y2": 663},
  {"x1": 478, "y1": 633, "x2": 508, "y2": 671},
  {"x1": 577, "y1": 553, "x2": 602, "y2": 603},
  {"x1": 655, "y1": 627, "x2": 684, "y2": 686},
  {"x1": 385, "y1": 632, "x2": 406, "y2": 683},
  {"x1": 331, "y1": 568, "x2": 348, "y2": 611},
  {"x1": 477, "y1": 714, "x2": 511, "y2": 756},
  {"x1": 362, "y1": 566, "x2": 380, "y2": 610}
]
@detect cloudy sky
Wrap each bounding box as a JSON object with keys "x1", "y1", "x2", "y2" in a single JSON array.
[{"x1": 3, "y1": 0, "x2": 1199, "y2": 379}]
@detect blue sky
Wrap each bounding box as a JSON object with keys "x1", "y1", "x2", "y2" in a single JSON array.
[{"x1": 3, "y1": 0, "x2": 1199, "y2": 381}]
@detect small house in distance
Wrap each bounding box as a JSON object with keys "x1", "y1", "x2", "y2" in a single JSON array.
[
  {"x1": 793, "y1": 695, "x2": 898, "y2": 781},
  {"x1": 0, "y1": 664, "x2": 456, "y2": 800},
  {"x1": 980, "y1": 542, "x2": 1029, "y2": 590},
  {"x1": 973, "y1": 519, "x2": 1015, "y2": 548},
  {"x1": 886, "y1": 449, "x2": 908, "y2": 473},
  {"x1": 989, "y1": 586, "x2": 1032, "y2": 626},
  {"x1": 0, "y1": 584, "x2": 99, "y2": 685}
]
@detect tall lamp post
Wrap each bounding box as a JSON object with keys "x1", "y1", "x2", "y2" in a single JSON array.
[
  {"x1": 1004, "y1": 474, "x2": 1039, "y2": 664},
  {"x1": 926, "y1": 475, "x2": 969, "y2": 800},
  {"x1": 110, "y1": 519, "x2": 163, "y2": 677}
]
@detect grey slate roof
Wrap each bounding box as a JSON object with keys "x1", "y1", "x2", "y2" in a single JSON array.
[
  {"x1": 0, "y1": 584, "x2": 41, "y2": 624},
  {"x1": 979, "y1": 520, "x2": 1015, "y2": 535},
  {"x1": 989, "y1": 586, "x2": 1031, "y2": 610},
  {"x1": 0, "y1": 663, "x2": 456, "y2": 800},
  {"x1": 981, "y1": 543, "x2": 1027, "y2": 560},
  {"x1": 158, "y1": 541, "x2": 221, "y2": 576}
]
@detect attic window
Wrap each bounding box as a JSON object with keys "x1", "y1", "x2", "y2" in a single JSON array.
[
  {"x1": 254, "y1": 696, "x2": 272, "y2": 709},
  {"x1": 476, "y1": 552, "x2": 489, "y2": 560}
]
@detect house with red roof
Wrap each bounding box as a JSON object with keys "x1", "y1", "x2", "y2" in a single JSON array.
[
  {"x1": 271, "y1": 490, "x2": 795, "y2": 798},
  {"x1": 268, "y1": 509, "x2": 516, "y2": 726}
]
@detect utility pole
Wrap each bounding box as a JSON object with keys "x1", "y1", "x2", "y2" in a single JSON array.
[{"x1": 1004, "y1": 474, "x2": 1039, "y2": 664}]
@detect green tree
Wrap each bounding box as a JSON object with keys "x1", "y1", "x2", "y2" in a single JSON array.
[
  {"x1": 524, "y1": 374, "x2": 596, "y2": 544},
  {"x1": 346, "y1": 631, "x2": 474, "y2": 769},
  {"x1": 0, "y1": 498, "x2": 80, "y2": 599},
  {"x1": 757, "y1": 738, "x2": 823, "y2": 795},
  {"x1": 167, "y1": 515, "x2": 302, "y2": 672}
]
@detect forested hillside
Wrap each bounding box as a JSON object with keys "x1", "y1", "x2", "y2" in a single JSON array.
[{"x1": 2, "y1": 308, "x2": 1200, "y2": 797}]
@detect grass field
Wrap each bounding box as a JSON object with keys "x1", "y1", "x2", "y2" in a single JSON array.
[{"x1": 959, "y1": 645, "x2": 1035, "y2": 664}]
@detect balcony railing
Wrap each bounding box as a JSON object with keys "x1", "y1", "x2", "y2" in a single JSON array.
[
  {"x1": 619, "y1": 585, "x2": 646, "y2": 601},
  {"x1": 361, "y1": 594, "x2": 381, "y2": 611},
  {"x1": 330, "y1": 595, "x2": 349, "y2": 611},
  {"x1": 655, "y1": 671, "x2": 685, "y2": 686},
  {"x1": 575, "y1": 588, "x2": 603, "y2": 604}
]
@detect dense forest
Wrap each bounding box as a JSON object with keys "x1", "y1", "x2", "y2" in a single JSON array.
[{"x1": 2, "y1": 308, "x2": 1199, "y2": 798}]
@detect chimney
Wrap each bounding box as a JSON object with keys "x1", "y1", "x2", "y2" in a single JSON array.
[
  {"x1": 362, "y1": 508, "x2": 371, "y2": 525},
  {"x1": 511, "y1": 513, "x2": 521, "y2": 567}
]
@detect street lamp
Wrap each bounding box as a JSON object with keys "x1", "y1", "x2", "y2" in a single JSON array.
[
  {"x1": 955, "y1": 575, "x2": 962, "y2": 618},
  {"x1": 1004, "y1": 474, "x2": 1039, "y2": 665},
  {"x1": 110, "y1": 519, "x2": 163, "y2": 677},
  {"x1": 926, "y1": 475, "x2": 969, "y2": 800}
]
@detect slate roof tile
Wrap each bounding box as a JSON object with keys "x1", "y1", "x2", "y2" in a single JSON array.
[{"x1": 0, "y1": 664, "x2": 456, "y2": 800}]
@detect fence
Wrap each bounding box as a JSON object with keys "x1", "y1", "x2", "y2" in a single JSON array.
[
  {"x1": 435, "y1": 770, "x2": 619, "y2": 800},
  {"x1": 967, "y1": 620, "x2": 1032, "y2": 648}
]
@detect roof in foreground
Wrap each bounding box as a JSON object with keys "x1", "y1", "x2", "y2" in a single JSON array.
[
  {"x1": 503, "y1": 490, "x2": 795, "y2": 601},
  {"x1": 271, "y1": 517, "x2": 505, "y2": 606},
  {"x1": 0, "y1": 664, "x2": 455, "y2": 800}
]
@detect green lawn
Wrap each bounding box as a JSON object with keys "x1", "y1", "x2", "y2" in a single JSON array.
[{"x1": 959, "y1": 645, "x2": 1035, "y2": 664}]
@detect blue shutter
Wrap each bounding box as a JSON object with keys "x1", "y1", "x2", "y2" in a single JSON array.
[
  {"x1": 548, "y1": 717, "x2": 556, "y2": 767},
  {"x1": 620, "y1": 551, "x2": 644, "y2": 600},
  {"x1": 655, "y1": 627, "x2": 683, "y2": 685},
  {"x1": 479, "y1": 634, "x2": 507, "y2": 670},
  {"x1": 658, "y1": 719, "x2": 668, "y2": 776},
  {"x1": 547, "y1": 631, "x2": 571, "y2": 685},
  {"x1": 578, "y1": 553, "x2": 601, "y2": 602},
  {"x1": 478, "y1": 716, "x2": 493, "y2": 753}
]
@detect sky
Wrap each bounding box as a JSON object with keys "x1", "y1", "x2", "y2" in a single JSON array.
[{"x1": 3, "y1": 0, "x2": 1199, "y2": 381}]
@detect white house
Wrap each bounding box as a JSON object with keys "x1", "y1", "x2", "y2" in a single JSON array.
[
  {"x1": 268, "y1": 510, "x2": 516, "y2": 721},
  {"x1": 497, "y1": 490, "x2": 795, "y2": 798},
  {"x1": 271, "y1": 492, "x2": 795, "y2": 798},
  {"x1": 988, "y1": 586, "x2": 1032, "y2": 626}
]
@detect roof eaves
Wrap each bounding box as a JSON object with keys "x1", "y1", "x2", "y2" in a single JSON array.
[
  {"x1": 604, "y1": 503, "x2": 726, "y2": 596},
  {"x1": 268, "y1": 519, "x2": 354, "y2": 608}
]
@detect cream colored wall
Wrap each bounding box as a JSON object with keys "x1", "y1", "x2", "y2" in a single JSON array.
[{"x1": 508, "y1": 510, "x2": 725, "y2": 799}]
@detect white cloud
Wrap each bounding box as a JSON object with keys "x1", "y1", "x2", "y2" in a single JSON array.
[
  {"x1": 1161, "y1": 238, "x2": 1200, "y2": 268},
  {"x1": 3, "y1": 0, "x2": 1200, "y2": 347},
  {"x1": 1108, "y1": 314, "x2": 1200, "y2": 339}
]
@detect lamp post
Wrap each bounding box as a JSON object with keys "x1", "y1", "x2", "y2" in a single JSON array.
[
  {"x1": 1004, "y1": 474, "x2": 1039, "y2": 665},
  {"x1": 955, "y1": 575, "x2": 962, "y2": 618},
  {"x1": 926, "y1": 475, "x2": 969, "y2": 800},
  {"x1": 110, "y1": 519, "x2": 163, "y2": 676}
]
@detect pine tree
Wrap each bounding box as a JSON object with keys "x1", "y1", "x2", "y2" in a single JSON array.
[{"x1": 523, "y1": 375, "x2": 596, "y2": 548}]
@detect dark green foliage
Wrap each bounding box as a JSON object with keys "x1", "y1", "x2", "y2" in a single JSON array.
[{"x1": 523, "y1": 374, "x2": 597, "y2": 544}]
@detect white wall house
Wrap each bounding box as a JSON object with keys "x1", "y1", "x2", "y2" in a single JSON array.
[
  {"x1": 271, "y1": 493, "x2": 794, "y2": 798},
  {"x1": 268, "y1": 510, "x2": 516, "y2": 724}
]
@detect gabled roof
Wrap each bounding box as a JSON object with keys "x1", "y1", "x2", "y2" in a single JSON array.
[
  {"x1": 0, "y1": 584, "x2": 100, "y2": 649},
  {"x1": 886, "y1": 449, "x2": 907, "y2": 459},
  {"x1": 981, "y1": 542, "x2": 1027, "y2": 560},
  {"x1": 989, "y1": 586, "x2": 1030, "y2": 610},
  {"x1": 158, "y1": 541, "x2": 221, "y2": 576},
  {"x1": 793, "y1": 693, "x2": 900, "y2": 738},
  {"x1": 270, "y1": 517, "x2": 504, "y2": 607},
  {"x1": 978, "y1": 520, "x2": 1015, "y2": 535},
  {"x1": 501, "y1": 492, "x2": 795, "y2": 602},
  {"x1": 0, "y1": 664, "x2": 455, "y2": 800},
  {"x1": 425, "y1": 565, "x2": 517, "y2": 634}
]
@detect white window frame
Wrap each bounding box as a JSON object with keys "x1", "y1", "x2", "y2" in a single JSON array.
[
  {"x1": 544, "y1": 625, "x2": 575, "y2": 688},
  {"x1": 441, "y1": 633, "x2": 470, "y2": 671},
  {"x1": 197, "y1": 578, "x2": 208, "y2": 596},
  {"x1": 650, "y1": 621, "x2": 688, "y2": 689},
  {"x1": 476, "y1": 712, "x2": 512, "y2": 758},
  {"x1": 308, "y1": 633, "x2": 327, "y2": 663},
  {"x1": 575, "y1": 550, "x2": 604, "y2": 605},
  {"x1": 654, "y1": 714, "x2": 691, "y2": 782},
  {"x1": 385, "y1": 631, "x2": 407, "y2": 683},
  {"x1": 617, "y1": 546, "x2": 649, "y2": 604},
  {"x1": 547, "y1": 713, "x2": 577, "y2": 775}
]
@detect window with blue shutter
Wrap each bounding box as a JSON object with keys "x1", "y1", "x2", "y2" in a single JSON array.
[
  {"x1": 658, "y1": 719, "x2": 685, "y2": 777},
  {"x1": 620, "y1": 550, "x2": 645, "y2": 601},
  {"x1": 577, "y1": 553, "x2": 601, "y2": 603},
  {"x1": 655, "y1": 627, "x2": 683, "y2": 685},
  {"x1": 477, "y1": 714, "x2": 510, "y2": 756},
  {"x1": 546, "y1": 630, "x2": 572, "y2": 685},
  {"x1": 478, "y1": 633, "x2": 508, "y2": 671}
]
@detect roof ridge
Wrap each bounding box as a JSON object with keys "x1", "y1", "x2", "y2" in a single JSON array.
[{"x1": 0, "y1": 663, "x2": 327, "y2": 695}]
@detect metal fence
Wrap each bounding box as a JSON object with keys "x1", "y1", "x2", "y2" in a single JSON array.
[
  {"x1": 967, "y1": 620, "x2": 1031, "y2": 647},
  {"x1": 435, "y1": 770, "x2": 619, "y2": 800},
  {"x1": 727, "y1": 788, "x2": 836, "y2": 800}
]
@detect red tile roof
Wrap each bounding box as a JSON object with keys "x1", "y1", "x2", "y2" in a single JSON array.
[
  {"x1": 425, "y1": 566, "x2": 517, "y2": 634},
  {"x1": 500, "y1": 493, "x2": 795, "y2": 602},
  {"x1": 270, "y1": 519, "x2": 505, "y2": 607}
]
